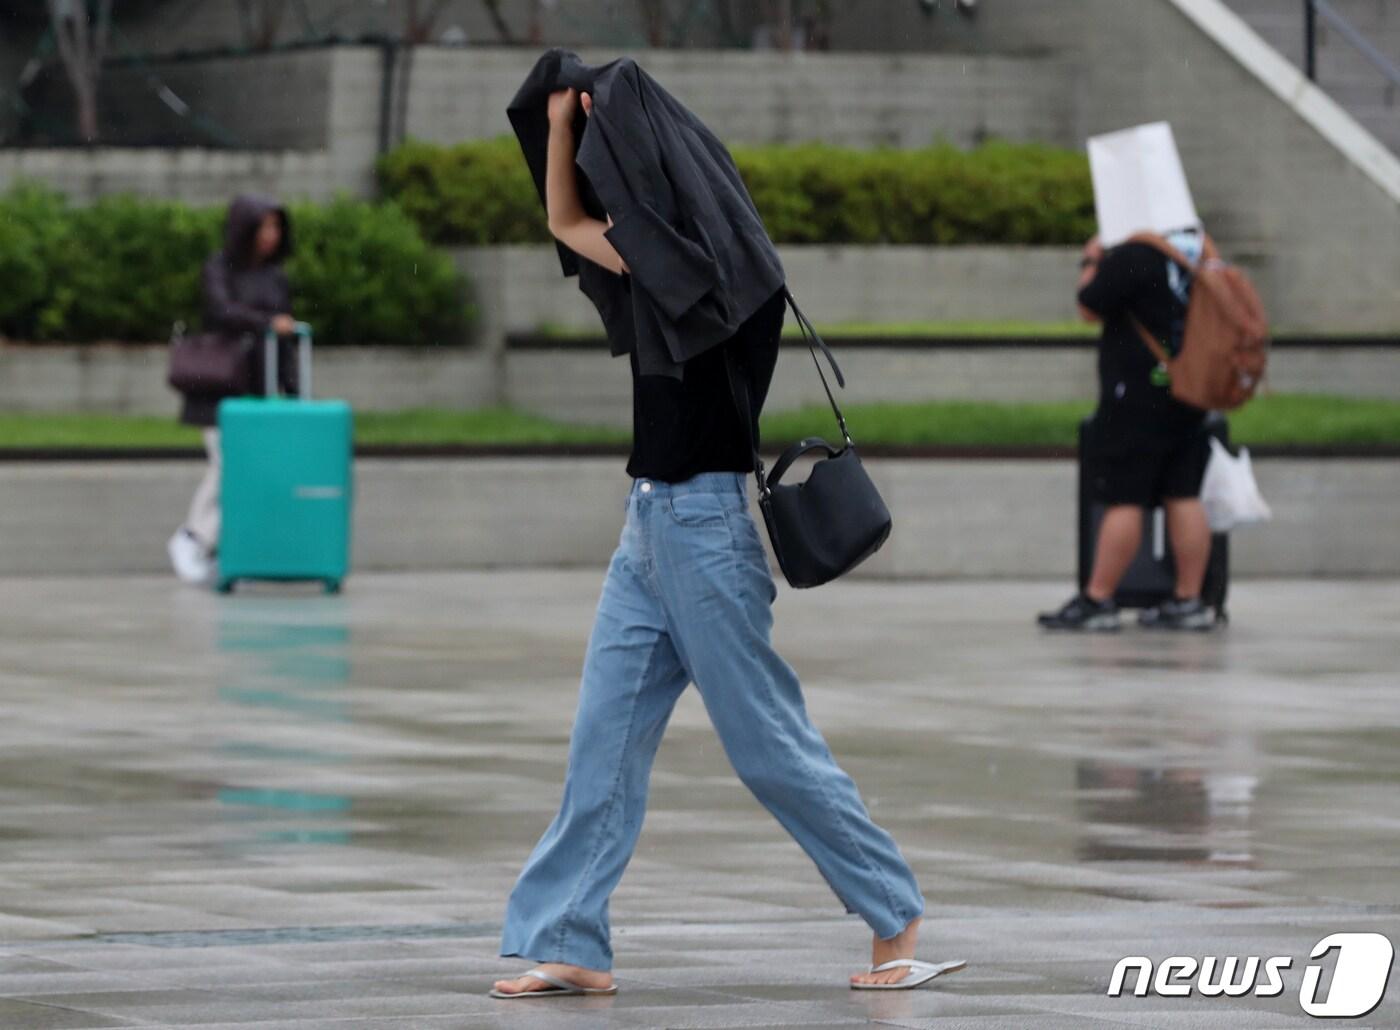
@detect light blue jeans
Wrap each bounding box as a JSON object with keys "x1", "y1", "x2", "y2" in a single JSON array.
[{"x1": 500, "y1": 471, "x2": 924, "y2": 971}]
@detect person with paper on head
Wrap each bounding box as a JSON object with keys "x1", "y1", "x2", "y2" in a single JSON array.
[{"x1": 1039, "y1": 123, "x2": 1218, "y2": 632}]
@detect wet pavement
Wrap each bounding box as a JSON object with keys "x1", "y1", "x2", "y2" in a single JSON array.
[{"x1": 0, "y1": 572, "x2": 1397, "y2": 1029}]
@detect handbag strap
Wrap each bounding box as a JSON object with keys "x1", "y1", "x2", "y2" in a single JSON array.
[{"x1": 724, "y1": 287, "x2": 852, "y2": 499}]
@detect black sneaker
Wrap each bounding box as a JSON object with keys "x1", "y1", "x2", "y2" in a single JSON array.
[
  {"x1": 1139, "y1": 597, "x2": 1216, "y2": 631},
  {"x1": 1037, "y1": 594, "x2": 1121, "y2": 632}
]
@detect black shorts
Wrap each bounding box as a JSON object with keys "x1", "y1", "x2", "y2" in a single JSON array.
[{"x1": 1087, "y1": 430, "x2": 1210, "y2": 508}]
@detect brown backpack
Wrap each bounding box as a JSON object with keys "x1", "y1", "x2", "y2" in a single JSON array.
[{"x1": 1127, "y1": 233, "x2": 1270, "y2": 412}]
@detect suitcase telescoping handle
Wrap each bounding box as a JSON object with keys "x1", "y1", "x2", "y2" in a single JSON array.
[{"x1": 264, "y1": 321, "x2": 313, "y2": 400}]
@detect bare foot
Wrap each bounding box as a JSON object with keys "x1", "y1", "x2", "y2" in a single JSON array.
[
  {"x1": 492, "y1": 962, "x2": 613, "y2": 996},
  {"x1": 850, "y1": 915, "x2": 921, "y2": 987}
]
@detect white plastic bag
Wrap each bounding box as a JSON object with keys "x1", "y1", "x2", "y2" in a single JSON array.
[{"x1": 1199, "y1": 437, "x2": 1272, "y2": 532}]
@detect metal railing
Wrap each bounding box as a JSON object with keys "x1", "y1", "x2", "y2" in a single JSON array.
[{"x1": 1305, "y1": 0, "x2": 1400, "y2": 90}]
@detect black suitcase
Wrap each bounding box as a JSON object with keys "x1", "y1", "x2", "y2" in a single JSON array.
[{"x1": 1077, "y1": 414, "x2": 1229, "y2": 620}]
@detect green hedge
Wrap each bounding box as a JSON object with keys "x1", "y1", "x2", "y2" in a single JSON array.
[
  {"x1": 377, "y1": 137, "x2": 1096, "y2": 247},
  {"x1": 0, "y1": 186, "x2": 468, "y2": 346}
]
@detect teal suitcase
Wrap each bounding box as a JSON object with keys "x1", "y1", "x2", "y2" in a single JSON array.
[{"x1": 216, "y1": 326, "x2": 353, "y2": 594}]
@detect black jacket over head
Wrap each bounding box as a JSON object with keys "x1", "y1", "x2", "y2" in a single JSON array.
[
  {"x1": 508, "y1": 49, "x2": 786, "y2": 380},
  {"x1": 181, "y1": 194, "x2": 297, "y2": 427}
]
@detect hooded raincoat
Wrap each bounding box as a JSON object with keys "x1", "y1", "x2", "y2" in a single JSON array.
[{"x1": 180, "y1": 194, "x2": 297, "y2": 427}]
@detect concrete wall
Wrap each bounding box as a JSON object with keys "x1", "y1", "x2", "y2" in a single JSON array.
[
  {"x1": 828, "y1": 2, "x2": 1089, "y2": 56},
  {"x1": 14, "y1": 339, "x2": 1400, "y2": 425},
  {"x1": 30, "y1": 49, "x2": 335, "y2": 150},
  {"x1": 0, "y1": 340, "x2": 1100, "y2": 422},
  {"x1": 2, "y1": 456, "x2": 1395, "y2": 579},
  {"x1": 0, "y1": 48, "x2": 381, "y2": 202},
  {"x1": 108, "y1": 1, "x2": 747, "y2": 54},
  {"x1": 459, "y1": 244, "x2": 1084, "y2": 345},
  {"x1": 41, "y1": 45, "x2": 1073, "y2": 153},
  {"x1": 505, "y1": 345, "x2": 1104, "y2": 428},
  {"x1": 825, "y1": 0, "x2": 1400, "y2": 333},
  {"x1": 505, "y1": 341, "x2": 1400, "y2": 428},
  {"x1": 1224, "y1": 0, "x2": 1400, "y2": 156},
  {"x1": 325, "y1": 49, "x2": 388, "y2": 198},
  {"x1": 0, "y1": 344, "x2": 496, "y2": 417},
  {"x1": 6, "y1": 5, "x2": 1399, "y2": 331},
  {"x1": 1073, "y1": 0, "x2": 1400, "y2": 334},
  {"x1": 0, "y1": 147, "x2": 337, "y2": 205},
  {"x1": 3, "y1": 45, "x2": 1069, "y2": 202},
  {"x1": 105, "y1": 0, "x2": 1070, "y2": 56},
  {"x1": 402, "y1": 46, "x2": 1075, "y2": 149}
]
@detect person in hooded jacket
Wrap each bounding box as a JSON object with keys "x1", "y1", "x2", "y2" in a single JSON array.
[
  {"x1": 490, "y1": 81, "x2": 963, "y2": 1001},
  {"x1": 167, "y1": 194, "x2": 299, "y2": 585}
]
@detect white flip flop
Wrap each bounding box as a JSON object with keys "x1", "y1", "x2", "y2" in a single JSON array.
[
  {"x1": 850, "y1": 957, "x2": 967, "y2": 991},
  {"x1": 489, "y1": 967, "x2": 619, "y2": 999}
]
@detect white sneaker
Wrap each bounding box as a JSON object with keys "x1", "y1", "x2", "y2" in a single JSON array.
[{"x1": 167, "y1": 529, "x2": 212, "y2": 585}]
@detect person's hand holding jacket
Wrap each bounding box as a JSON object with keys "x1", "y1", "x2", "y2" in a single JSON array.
[{"x1": 547, "y1": 87, "x2": 592, "y2": 128}]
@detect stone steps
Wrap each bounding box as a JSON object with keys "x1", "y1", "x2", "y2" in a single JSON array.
[{"x1": 1223, "y1": 0, "x2": 1400, "y2": 154}]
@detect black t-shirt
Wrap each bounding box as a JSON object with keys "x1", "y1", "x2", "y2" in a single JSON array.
[
  {"x1": 626, "y1": 288, "x2": 785, "y2": 483},
  {"x1": 1078, "y1": 241, "x2": 1206, "y2": 450}
]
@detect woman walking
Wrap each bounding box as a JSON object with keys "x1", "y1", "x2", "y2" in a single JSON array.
[
  {"x1": 491, "y1": 67, "x2": 964, "y2": 998},
  {"x1": 167, "y1": 194, "x2": 298, "y2": 585}
]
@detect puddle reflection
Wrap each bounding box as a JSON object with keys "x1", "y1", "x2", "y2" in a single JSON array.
[
  {"x1": 1075, "y1": 758, "x2": 1257, "y2": 865},
  {"x1": 1073, "y1": 631, "x2": 1229, "y2": 675},
  {"x1": 214, "y1": 598, "x2": 354, "y2": 848}
]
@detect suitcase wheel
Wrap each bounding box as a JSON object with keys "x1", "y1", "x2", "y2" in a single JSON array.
[
  {"x1": 323, "y1": 580, "x2": 342, "y2": 595},
  {"x1": 215, "y1": 579, "x2": 234, "y2": 595}
]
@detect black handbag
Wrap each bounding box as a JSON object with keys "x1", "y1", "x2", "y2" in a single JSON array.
[
  {"x1": 725, "y1": 289, "x2": 892, "y2": 589},
  {"x1": 166, "y1": 322, "x2": 254, "y2": 396}
]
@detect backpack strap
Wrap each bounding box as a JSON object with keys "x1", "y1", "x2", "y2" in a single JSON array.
[
  {"x1": 1129, "y1": 314, "x2": 1173, "y2": 367},
  {"x1": 1122, "y1": 232, "x2": 1215, "y2": 366}
]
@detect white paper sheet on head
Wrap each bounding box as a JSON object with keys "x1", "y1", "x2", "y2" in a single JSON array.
[{"x1": 1088, "y1": 122, "x2": 1201, "y2": 248}]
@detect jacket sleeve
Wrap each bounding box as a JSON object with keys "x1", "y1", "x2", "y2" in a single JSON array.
[
  {"x1": 202, "y1": 256, "x2": 273, "y2": 336},
  {"x1": 577, "y1": 67, "x2": 720, "y2": 321},
  {"x1": 1078, "y1": 243, "x2": 1151, "y2": 319},
  {"x1": 603, "y1": 203, "x2": 717, "y2": 321}
]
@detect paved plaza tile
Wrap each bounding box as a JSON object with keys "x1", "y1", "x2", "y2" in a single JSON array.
[{"x1": 0, "y1": 573, "x2": 1396, "y2": 1028}]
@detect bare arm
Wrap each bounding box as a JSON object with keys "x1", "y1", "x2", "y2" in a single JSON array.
[{"x1": 546, "y1": 89, "x2": 628, "y2": 276}]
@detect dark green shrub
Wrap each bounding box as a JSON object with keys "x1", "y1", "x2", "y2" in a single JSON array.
[
  {"x1": 378, "y1": 137, "x2": 1096, "y2": 247},
  {"x1": 378, "y1": 137, "x2": 550, "y2": 246},
  {"x1": 41, "y1": 196, "x2": 221, "y2": 341},
  {"x1": 0, "y1": 184, "x2": 76, "y2": 338},
  {"x1": 287, "y1": 198, "x2": 467, "y2": 347},
  {"x1": 0, "y1": 186, "x2": 468, "y2": 345}
]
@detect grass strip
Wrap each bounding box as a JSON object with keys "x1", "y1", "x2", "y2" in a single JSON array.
[{"x1": 1, "y1": 395, "x2": 1397, "y2": 451}]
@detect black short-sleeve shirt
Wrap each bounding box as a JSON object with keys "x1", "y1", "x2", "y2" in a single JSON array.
[
  {"x1": 1078, "y1": 241, "x2": 1206, "y2": 450},
  {"x1": 626, "y1": 288, "x2": 785, "y2": 483}
]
